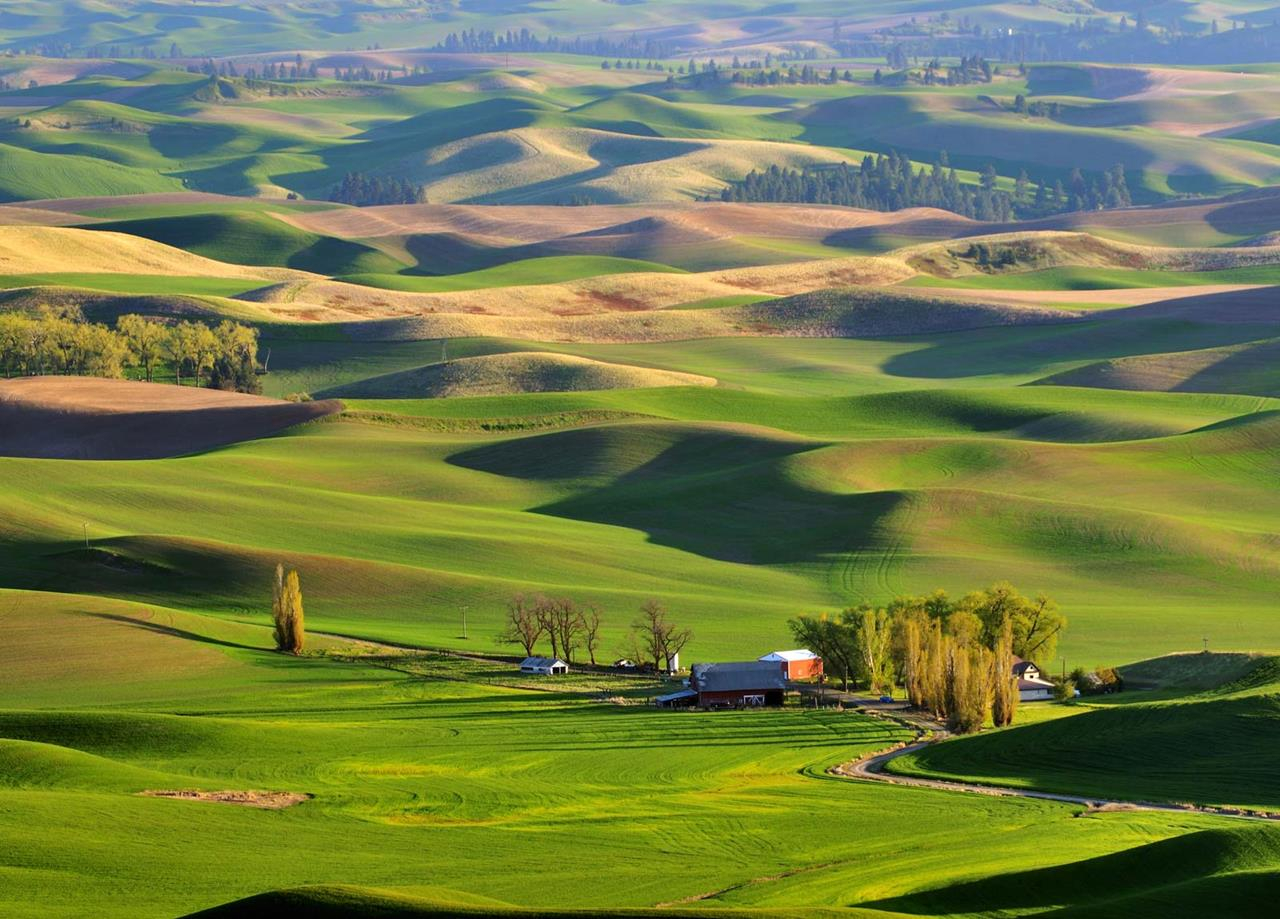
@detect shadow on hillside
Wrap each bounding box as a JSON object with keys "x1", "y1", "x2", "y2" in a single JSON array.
[
  {"x1": 452, "y1": 426, "x2": 910, "y2": 566},
  {"x1": 858, "y1": 826, "x2": 1280, "y2": 917},
  {"x1": 882, "y1": 287, "x2": 1280, "y2": 381},
  {"x1": 85, "y1": 611, "x2": 264, "y2": 653}
]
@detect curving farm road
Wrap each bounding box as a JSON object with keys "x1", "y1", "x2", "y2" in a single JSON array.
[{"x1": 836, "y1": 737, "x2": 1280, "y2": 822}]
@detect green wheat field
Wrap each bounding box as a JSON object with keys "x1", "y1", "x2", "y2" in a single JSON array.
[{"x1": 2, "y1": 1, "x2": 1280, "y2": 916}]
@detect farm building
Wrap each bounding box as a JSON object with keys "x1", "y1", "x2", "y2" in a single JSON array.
[
  {"x1": 520, "y1": 656, "x2": 569, "y2": 675},
  {"x1": 689, "y1": 661, "x2": 787, "y2": 708},
  {"x1": 654, "y1": 688, "x2": 697, "y2": 708},
  {"x1": 759, "y1": 649, "x2": 823, "y2": 681},
  {"x1": 1012, "y1": 658, "x2": 1042, "y2": 681},
  {"x1": 1013, "y1": 657, "x2": 1054, "y2": 701}
]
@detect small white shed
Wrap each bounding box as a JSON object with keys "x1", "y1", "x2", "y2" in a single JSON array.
[{"x1": 520, "y1": 656, "x2": 569, "y2": 675}]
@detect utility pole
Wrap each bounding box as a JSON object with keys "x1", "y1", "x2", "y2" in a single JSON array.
[
  {"x1": 461, "y1": 605, "x2": 468, "y2": 640},
  {"x1": 1203, "y1": 636, "x2": 1209, "y2": 653},
  {"x1": 83, "y1": 522, "x2": 89, "y2": 549}
]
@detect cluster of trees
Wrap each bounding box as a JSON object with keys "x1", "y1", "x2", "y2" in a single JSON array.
[
  {"x1": 789, "y1": 583, "x2": 1066, "y2": 734},
  {"x1": 327, "y1": 65, "x2": 410, "y2": 83},
  {"x1": 0, "y1": 308, "x2": 261, "y2": 391},
  {"x1": 717, "y1": 155, "x2": 1020, "y2": 221},
  {"x1": 906, "y1": 54, "x2": 994, "y2": 85},
  {"x1": 728, "y1": 65, "x2": 852, "y2": 86},
  {"x1": 1071, "y1": 665, "x2": 1124, "y2": 695},
  {"x1": 1011, "y1": 94, "x2": 1063, "y2": 118},
  {"x1": 1028, "y1": 164, "x2": 1132, "y2": 213},
  {"x1": 501, "y1": 595, "x2": 691, "y2": 672},
  {"x1": 500, "y1": 593, "x2": 606, "y2": 665},
  {"x1": 433, "y1": 28, "x2": 675, "y2": 60},
  {"x1": 718, "y1": 153, "x2": 1132, "y2": 220},
  {"x1": 600, "y1": 60, "x2": 670, "y2": 72},
  {"x1": 192, "y1": 56, "x2": 321, "y2": 81},
  {"x1": 837, "y1": 14, "x2": 1280, "y2": 67},
  {"x1": 271, "y1": 564, "x2": 306, "y2": 655},
  {"x1": 185, "y1": 56, "x2": 420, "y2": 85},
  {"x1": 329, "y1": 172, "x2": 426, "y2": 207}
]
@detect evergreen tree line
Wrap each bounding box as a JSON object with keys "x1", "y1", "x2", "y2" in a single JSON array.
[
  {"x1": 185, "y1": 56, "x2": 420, "y2": 84},
  {"x1": 329, "y1": 171, "x2": 426, "y2": 207},
  {"x1": 839, "y1": 18, "x2": 1280, "y2": 66},
  {"x1": 433, "y1": 28, "x2": 674, "y2": 59},
  {"x1": 727, "y1": 64, "x2": 851, "y2": 86},
  {"x1": 717, "y1": 153, "x2": 1131, "y2": 220},
  {"x1": 789, "y1": 583, "x2": 1067, "y2": 734},
  {"x1": 600, "y1": 59, "x2": 672, "y2": 72},
  {"x1": 0, "y1": 307, "x2": 261, "y2": 392},
  {"x1": 501, "y1": 594, "x2": 691, "y2": 672}
]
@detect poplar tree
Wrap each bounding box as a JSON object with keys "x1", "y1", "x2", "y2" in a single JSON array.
[
  {"x1": 271, "y1": 564, "x2": 305, "y2": 654},
  {"x1": 991, "y1": 616, "x2": 1019, "y2": 727}
]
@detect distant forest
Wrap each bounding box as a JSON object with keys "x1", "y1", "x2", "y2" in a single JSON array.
[
  {"x1": 329, "y1": 172, "x2": 426, "y2": 207},
  {"x1": 717, "y1": 153, "x2": 1132, "y2": 221},
  {"x1": 839, "y1": 16, "x2": 1280, "y2": 66},
  {"x1": 431, "y1": 29, "x2": 674, "y2": 60}
]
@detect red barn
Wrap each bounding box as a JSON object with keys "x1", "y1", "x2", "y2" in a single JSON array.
[
  {"x1": 689, "y1": 662, "x2": 786, "y2": 708},
  {"x1": 759, "y1": 649, "x2": 823, "y2": 681}
]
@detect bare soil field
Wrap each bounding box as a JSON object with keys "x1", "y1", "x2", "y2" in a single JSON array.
[
  {"x1": 139, "y1": 790, "x2": 311, "y2": 809},
  {"x1": 238, "y1": 252, "x2": 914, "y2": 323},
  {"x1": 25, "y1": 193, "x2": 268, "y2": 213},
  {"x1": 316, "y1": 287, "x2": 1086, "y2": 343},
  {"x1": 282, "y1": 201, "x2": 973, "y2": 245},
  {"x1": 0, "y1": 377, "x2": 341, "y2": 459}
]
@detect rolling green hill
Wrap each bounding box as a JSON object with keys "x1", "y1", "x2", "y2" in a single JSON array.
[
  {"x1": 0, "y1": 587, "x2": 1260, "y2": 919},
  {"x1": 94, "y1": 212, "x2": 404, "y2": 274},
  {"x1": 6, "y1": 16, "x2": 1280, "y2": 918},
  {"x1": 886, "y1": 656, "x2": 1280, "y2": 810}
]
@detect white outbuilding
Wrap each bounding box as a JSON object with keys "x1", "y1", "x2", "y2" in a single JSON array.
[{"x1": 520, "y1": 656, "x2": 569, "y2": 675}]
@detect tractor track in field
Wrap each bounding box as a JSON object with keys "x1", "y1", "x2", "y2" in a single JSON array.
[{"x1": 834, "y1": 732, "x2": 1280, "y2": 823}]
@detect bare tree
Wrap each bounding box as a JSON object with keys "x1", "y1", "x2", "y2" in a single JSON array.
[
  {"x1": 634, "y1": 599, "x2": 668, "y2": 671},
  {"x1": 500, "y1": 593, "x2": 545, "y2": 657},
  {"x1": 546, "y1": 597, "x2": 584, "y2": 663},
  {"x1": 533, "y1": 595, "x2": 560, "y2": 660},
  {"x1": 580, "y1": 603, "x2": 603, "y2": 666},
  {"x1": 632, "y1": 599, "x2": 691, "y2": 672},
  {"x1": 664, "y1": 623, "x2": 692, "y2": 672}
]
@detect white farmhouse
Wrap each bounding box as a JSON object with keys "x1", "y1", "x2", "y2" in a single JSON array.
[{"x1": 520, "y1": 656, "x2": 569, "y2": 675}]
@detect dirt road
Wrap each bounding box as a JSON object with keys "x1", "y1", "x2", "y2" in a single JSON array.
[{"x1": 835, "y1": 737, "x2": 1280, "y2": 822}]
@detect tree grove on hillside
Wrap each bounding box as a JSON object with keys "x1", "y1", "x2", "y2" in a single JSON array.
[
  {"x1": 329, "y1": 172, "x2": 426, "y2": 207},
  {"x1": 717, "y1": 153, "x2": 1132, "y2": 220},
  {"x1": 789, "y1": 583, "x2": 1065, "y2": 733},
  {"x1": 272, "y1": 564, "x2": 306, "y2": 654},
  {"x1": 0, "y1": 308, "x2": 262, "y2": 392}
]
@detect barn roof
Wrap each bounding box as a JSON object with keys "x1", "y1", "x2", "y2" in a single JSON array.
[
  {"x1": 521, "y1": 656, "x2": 567, "y2": 667},
  {"x1": 655, "y1": 689, "x2": 697, "y2": 704},
  {"x1": 692, "y1": 661, "x2": 787, "y2": 692},
  {"x1": 759, "y1": 649, "x2": 818, "y2": 662}
]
